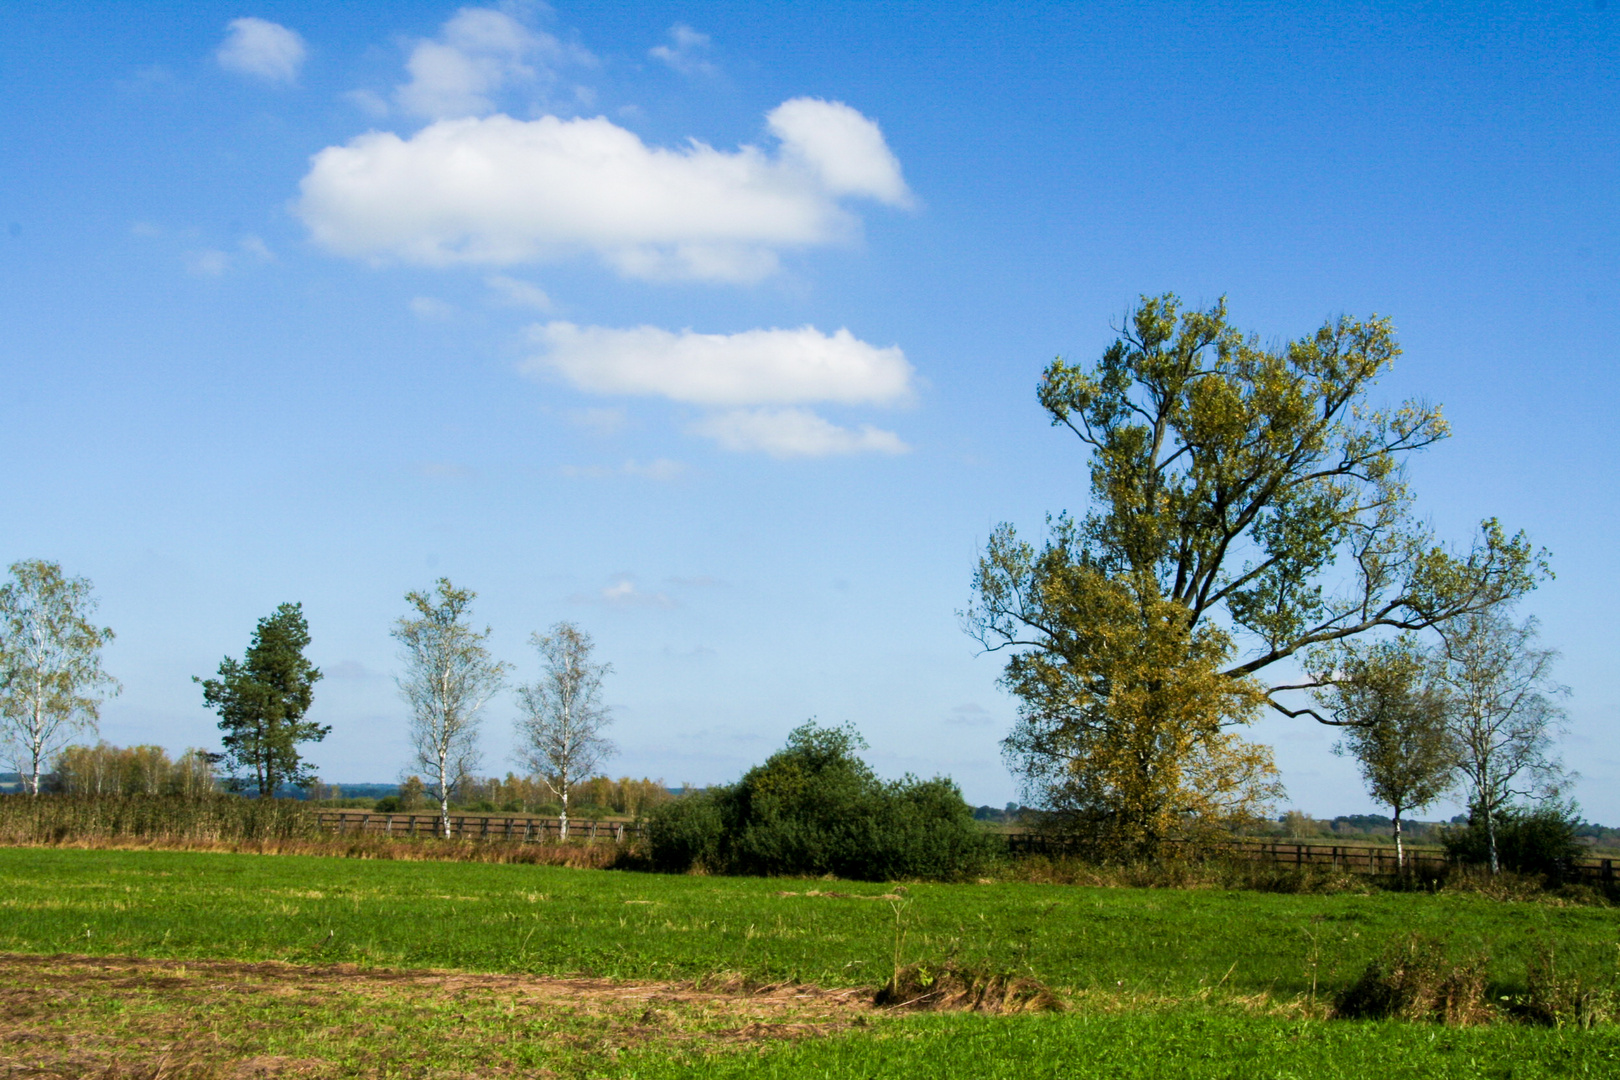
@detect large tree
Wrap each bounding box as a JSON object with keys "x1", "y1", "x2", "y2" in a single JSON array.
[
  {"x1": 0, "y1": 560, "x2": 120, "y2": 795},
  {"x1": 1318, "y1": 637, "x2": 1455, "y2": 867},
  {"x1": 392, "y1": 579, "x2": 508, "y2": 837},
  {"x1": 1434, "y1": 610, "x2": 1568, "y2": 874},
  {"x1": 515, "y1": 621, "x2": 615, "y2": 840},
  {"x1": 966, "y1": 295, "x2": 1543, "y2": 855},
  {"x1": 197, "y1": 602, "x2": 326, "y2": 797}
]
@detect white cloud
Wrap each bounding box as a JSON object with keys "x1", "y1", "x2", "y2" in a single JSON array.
[
  {"x1": 216, "y1": 18, "x2": 306, "y2": 85},
  {"x1": 622, "y1": 457, "x2": 687, "y2": 480},
  {"x1": 396, "y1": 6, "x2": 592, "y2": 121},
  {"x1": 184, "y1": 249, "x2": 231, "y2": 276},
  {"x1": 649, "y1": 24, "x2": 717, "y2": 76},
  {"x1": 486, "y1": 274, "x2": 553, "y2": 310},
  {"x1": 569, "y1": 576, "x2": 677, "y2": 608},
  {"x1": 296, "y1": 97, "x2": 910, "y2": 282},
  {"x1": 690, "y1": 408, "x2": 910, "y2": 458},
  {"x1": 410, "y1": 296, "x2": 456, "y2": 320},
  {"x1": 525, "y1": 324, "x2": 913, "y2": 406}
]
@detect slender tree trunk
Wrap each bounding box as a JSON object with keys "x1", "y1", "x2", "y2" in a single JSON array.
[
  {"x1": 1486, "y1": 808, "x2": 1499, "y2": 876},
  {"x1": 1393, "y1": 804, "x2": 1404, "y2": 871},
  {"x1": 559, "y1": 781, "x2": 569, "y2": 842},
  {"x1": 437, "y1": 754, "x2": 451, "y2": 839}
]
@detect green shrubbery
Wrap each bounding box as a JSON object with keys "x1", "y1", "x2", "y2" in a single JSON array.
[
  {"x1": 648, "y1": 722, "x2": 996, "y2": 881},
  {"x1": 1441, "y1": 802, "x2": 1584, "y2": 879}
]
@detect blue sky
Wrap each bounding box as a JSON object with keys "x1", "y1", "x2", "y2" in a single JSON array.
[{"x1": 4, "y1": 1, "x2": 1616, "y2": 820}]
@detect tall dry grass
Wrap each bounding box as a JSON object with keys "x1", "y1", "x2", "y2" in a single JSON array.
[{"x1": 0, "y1": 794, "x2": 640, "y2": 868}]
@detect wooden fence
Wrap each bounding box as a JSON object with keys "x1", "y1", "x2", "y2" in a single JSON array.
[
  {"x1": 315, "y1": 811, "x2": 645, "y2": 843},
  {"x1": 1003, "y1": 831, "x2": 1620, "y2": 886},
  {"x1": 313, "y1": 812, "x2": 1617, "y2": 887}
]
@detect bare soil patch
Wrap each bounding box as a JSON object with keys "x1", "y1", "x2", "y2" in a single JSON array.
[{"x1": 0, "y1": 953, "x2": 874, "y2": 1079}]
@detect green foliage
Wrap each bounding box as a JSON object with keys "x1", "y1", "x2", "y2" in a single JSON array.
[
  {"x1": 1442, "y1": 802, "x2": 1584, "y2": 879},
  {"x1": 51, "y1": 741, "x2": 218, "y2": 797},
  {"x1": 196, "y1": 603, "x2": 326, "y2": 797},
  {"x1": 649, "y1": 721, "x2": 996, "y2": 881},
  {"x1": 968, "y1": 294, "x2": 1545, "y2": 857},
  {"x1": 0, "y1": 559, "x2": 120, "y2": 794}
]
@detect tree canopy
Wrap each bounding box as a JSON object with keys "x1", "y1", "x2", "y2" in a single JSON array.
[
  {"x1": 967, "y1": 294, "x2": 1544, "y2": 854},
  {"x1": 197, "y1": 602, "x2": 325, "y2": 797}
]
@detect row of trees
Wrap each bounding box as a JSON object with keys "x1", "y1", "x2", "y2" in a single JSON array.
[
  {"x1": 52, "y1": 741, "x2": 218, "y2": 798},
  {"x1": 192, "y1": 582, "x2": 614, "y2": 840},
  {"x1": 966, "y1": 294, "x2": 1570, "y2": 868}
]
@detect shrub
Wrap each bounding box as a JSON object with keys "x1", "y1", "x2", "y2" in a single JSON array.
[
  {"x1": 1441, "y1": 802, "x2": 1583, "y2": 879},
  {"x1": 647, "y1": 722, "x2": 996, "y2": 881},
  {"x1": 1333, "y1": 933, "x2": 1491, "y2": 1025}
]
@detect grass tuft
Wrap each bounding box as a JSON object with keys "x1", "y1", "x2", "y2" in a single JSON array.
[
  {"x1": 1332, "y1": 933, "x2": 1492, "y2": 1025},
  {"x1": 875, "y1": 962, "x2": 1061, "y2": 1014}
]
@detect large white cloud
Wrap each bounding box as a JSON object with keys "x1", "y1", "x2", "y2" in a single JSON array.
[
  {"x1": 690, "y1": 409, "x2": 909, "y2": 458},
  {"x1": 296, "y1": 98, "x2": 910, "y2": 282},
  {"x1": 395, "y1": 7, "x2": 590, "y2": 120},
  {"x1": 525, "y1": 323, "x2": 913, "y2": 406},
  {"x1": 216, "y1": 18, "x2": 306, "y2": 84}
]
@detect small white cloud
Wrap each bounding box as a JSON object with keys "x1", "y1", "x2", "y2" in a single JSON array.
[
  {"x1": 649, "y1": 24, "x2": 717, "y2": 76},
  {"x1": 344, "y1": 88, "x2": 390, "y2": 118},
  {"x1": 486, "y1": 274, "x2": 553, "y2": 310},
  {"x1": 622, "y1": 457, "x2": 687, "y2": 480},
  {"x1": 526, "y1": 324, "x2": 913, "y2": 406},
  {"x1": 568, "y1": 406, "x2": 627, "y2": 435},
  {"x1": 690, "y1": 408, "x2": 910, "y2": 458},
  {"x1": 570, "y1": 576, "x2": 677, "y2": 608},
  {"x1": 185, "y1": 249, "x2": 231, "y2": 276},
  {"x1": 396, "y1": 6, "x2": 592, "y2": 121},
  {"x1": 296, "y1": 97, "x2": 910, "y2": 282},
  {"x1": 239, "y1": 235, "x2": 274, "y2": 262},
  {"x1": 415, "y1": 462, "x2": 476, "y2": 479},
  {"x1": 410, "y1": 296, "x2": 455, "y2": 320},
  {"x1": 217, "y1": 18, "x2": 306, "y2": 85}
]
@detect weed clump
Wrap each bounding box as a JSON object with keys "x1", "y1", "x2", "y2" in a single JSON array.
[
  {"x1": 876, "y1": 962, "x2": 1061, "y2": 1013},
  {"x1": 1515, "y1": 943, "x2": 1619, "y2": 1028},
  {"x1": 1333, "y1": 934, "x2": 1491, "y2": 1025}
]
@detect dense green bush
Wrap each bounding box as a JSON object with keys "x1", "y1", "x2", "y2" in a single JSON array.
[
  {"x1": 647, "y1": 722, "x2": 997, "y2": 881},
  {"x1": 1441, "y1": 802, "x2": 1584, "y2": 879}
]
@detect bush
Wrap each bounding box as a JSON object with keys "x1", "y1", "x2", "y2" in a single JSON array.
[
  {"x1": 647, "y1": 722, "x2": 997, "y2": 881},
  {"x1": 1442, "y1": 802, "x2": 1583, "y2": 879}
]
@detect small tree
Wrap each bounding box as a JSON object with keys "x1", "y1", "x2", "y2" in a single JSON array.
[
  {"x1": 1435, "y1": 610, "x2": 1568, "y2": 874},
  {"x1": 516, "y1": 622, "x2": 615, "y2": 840},
  {"x1": 1317, "y1": 637, "x2": 1455, "y2": 868},
  {"x1": 392, "y1": 579, "x2": 508, "y2": 837},
  {"x1": 197, "y1": 603, "x2": 327, "y2": 797},
  {"x1": 0, "y1": 560, "x2": 120, "y2": 795}
]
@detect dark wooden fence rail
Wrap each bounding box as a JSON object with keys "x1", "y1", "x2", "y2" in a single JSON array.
[
  {"x1": 314, "y1": 812, "x2": 1617, "y2": 887},
  {"x1": 1004, "y1": 831, "x2": 1619, "y2": 886},
  {"x1": 315, "y1": 811, "x2": 646, "y2": 843}
]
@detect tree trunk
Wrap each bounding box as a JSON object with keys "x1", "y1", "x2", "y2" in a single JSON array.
[
  {"x1": 559, "y1": 784, "x2": 569, "y2": 842},
  {"x1": 1486, "y1": 808, "x2": 1499, "y2": 875},
  {"x1": 1393, "y1": 805, "x2": 1404, "y2": 870}
]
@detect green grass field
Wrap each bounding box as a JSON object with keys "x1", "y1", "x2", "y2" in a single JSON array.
[{"x1": 2, "y1": 847, "x2": 1618, "y2": 1077}]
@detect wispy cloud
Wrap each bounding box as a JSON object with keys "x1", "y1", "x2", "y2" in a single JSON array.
[
  {"x1": 690, "y1": 408, "x2": 909, "y2": 459},
  {"x1": 216, "y1": 18, "x2": 306, "y2": 85},
  {"x1": 394, "y1": 6, "x2": 593, "y2": 121},
  {"x1": 486, "y1": 274, "x2": 553, "y2": 310},
  {"x1": 649, "y1": 24, "x2": 717, "y2": 77},
  {"x1": 570, "y1": 575, "x2": 677, "y2": 608},
  {"x1": 527, "y1": 324, "x2": 913, "y2": 407}
]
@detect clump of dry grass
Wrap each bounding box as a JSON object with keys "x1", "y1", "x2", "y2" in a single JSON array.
[
  {"x1": 1005, "y1": 854, "x2": 1372, "y2": 895},
  {"x1": 6, "y1": 831, "x2": 639, "y2": 868},
  {"x1": 875, "y1": 962, "x2": 1061, "y2": 1014},
  {"x1": 1516, "y1": 943, "x2": 1619, "y2": 1028},
  {"x1": 1332, "y1": 933, "x2": 1492, "y2": 1025}
]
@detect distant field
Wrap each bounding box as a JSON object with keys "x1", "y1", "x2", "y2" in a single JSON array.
[{"x1": 1, "y1": 848, "x2": 1617, "y2": 1077}]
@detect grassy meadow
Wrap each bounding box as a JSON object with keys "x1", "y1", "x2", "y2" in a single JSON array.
[{"x1": 2, "y1": 847, "x2": 1618, "y2": 1077}]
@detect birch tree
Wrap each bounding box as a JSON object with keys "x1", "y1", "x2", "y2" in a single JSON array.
[
  {"x1": 0, "y1": 560, "x2": 120, "y2": 795},
  {"x1": 516, "y1": 622, "x2": 615, "y2": 840},
  {"x1": 1317, "y1": 637, "x2": 1455, "y2": 867},
  {"x1": 392, "y1": 579, "x2": 508, "y2": 837},
  {"x1": 1434, "y1": 610, "x2": 1568, "y2": 874}
]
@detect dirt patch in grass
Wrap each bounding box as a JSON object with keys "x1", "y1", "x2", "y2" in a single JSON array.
[{"x1": 0, "y1": 953, "x2": 875, "y2": 1079}]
